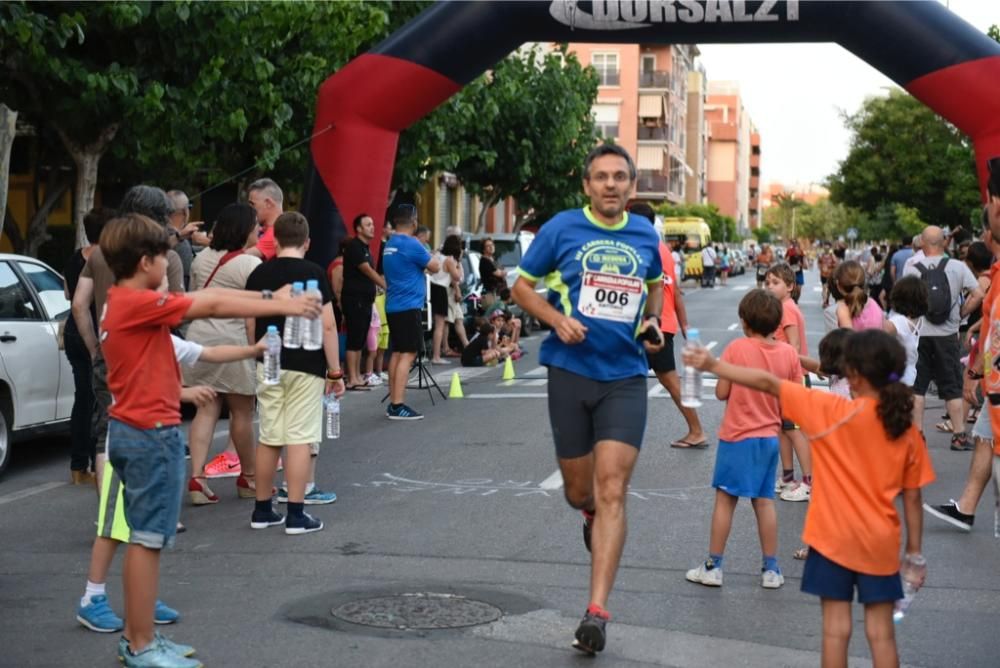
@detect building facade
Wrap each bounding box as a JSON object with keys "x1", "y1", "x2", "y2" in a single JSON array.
[
  {"x1": 685, "y1": 65, "x2": 708, "y2": 205},
  {"x1": 705, "y1": 81, "x2": 761, "y2": 233},
  {"x1": 567, "y1": 42, "x2": 698, "y2": 204}
]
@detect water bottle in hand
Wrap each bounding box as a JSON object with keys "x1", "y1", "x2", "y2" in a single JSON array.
[
  {"x1": 324, "y1": 393, "x2": 340, "y2": 440},
  {"x1": 681, "y1": 328, "x2": 703, "y2": 408},
  {"x1": 283, "y1": 282, "x2": 304, "y2": 349},
  {"x1": 893, "y1": 553, "x2": 927, "y2": 623},
  {"x1": 302, "y1": 279, "x2": 323, "y2": 351},
  {"x1": 263, "y1": 325, "x2": 282, "y2": 385}
]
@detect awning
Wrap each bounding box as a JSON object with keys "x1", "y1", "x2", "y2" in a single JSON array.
[
  {"x1": 637, "y1": 145, "x2": 664, "y2": 170},
  {"x1": 592, "y1": 103, "x2": 619, "y2": 123},
  {"x1": 638, "y1": 94, "x2": 664, "y2": 118}
]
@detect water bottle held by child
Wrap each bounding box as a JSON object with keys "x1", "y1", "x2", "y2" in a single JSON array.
[
  {"x1": 681, "y1": 327, "x2": 703, "y2": 408},
  {"x1": 893, "y1": 553, "x2": 927, "y2": 623},
  {"x1": 302, "y1": 279, "x2": 323, "y2": 351},
  {"x1": 283, "y1": 282, "x2": 304, "y2": 349},
  {"x1": 324, "y1": 393, "x2": 340, "y2": 440},
  {"x1": 263, "y1": 325, "x2": 282, "y2": 385}
]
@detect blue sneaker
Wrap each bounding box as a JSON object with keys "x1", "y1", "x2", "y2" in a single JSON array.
[
  {"x1": 118, "y1": 635, "x2": 202, "y2": 667},
  {"x1": 77, "y1": 594, "x2": 124, "y2": 633},
  {"x1": 250, "y1": 506, "x2": 285, "y2": 529},
  {"x1": 386, "y1": 403, "x2": 423, "y2": 421},
  {"x1": 118, "y1": 633, "x2": 196, "y2": 660},
  {"x1": 276, "y1": 488, "x2": 338, "y2": 505},
  {"x1": 154, "y1": 599, "x2": 180, "y2": 625}
]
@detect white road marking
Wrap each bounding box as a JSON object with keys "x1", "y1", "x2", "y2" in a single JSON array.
[
  {"x1": 539, "y1": 470, "x2": 564, "y2": 490},
  {"x1": 465, "y1": 393, "x2": 548, "y2": 399},
  {"x1": 727, "y1": 323, "x2": 739, "y2": 331},
  {"x1": 731, "y1": 285, "x2": 750, "y2": 291},
  {"x1": 706, "y1": 341, "x2": 717, "y2": 350},
  {"x1": 0, "y1": 481, "x2": 65, "y2": 506}
]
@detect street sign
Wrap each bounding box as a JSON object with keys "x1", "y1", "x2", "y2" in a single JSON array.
[{"x1": 846, "y1": 228, "x2": 858, "y2": 240}]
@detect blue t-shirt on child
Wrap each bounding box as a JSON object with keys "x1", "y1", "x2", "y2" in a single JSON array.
[
  {"x1": 518, "y1": 207, "x2": 663, "y2": 381},
  {"x1": 383, "y1": 233, "x2": 432, "y2": 313}
]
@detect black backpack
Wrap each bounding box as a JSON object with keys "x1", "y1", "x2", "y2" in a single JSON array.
[{"x1": 917, "y1": 258, "x2": 951, "y2": 325}]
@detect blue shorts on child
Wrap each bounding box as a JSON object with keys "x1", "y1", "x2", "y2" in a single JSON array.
[
  {"x1": 712, "y1": 437, "x2": 779, "y2": 499},
  {"x1": 106, "y1": 419, "x2": 186, "y2": 550},
  {"x1": 802, "y1": 548, "x2": 903, "y2": 604}
]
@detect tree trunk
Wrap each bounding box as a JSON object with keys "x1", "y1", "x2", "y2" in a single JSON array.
[
  {"x1": 56, "y1": 124, "x2": 119, "y2": 249},
  {"x1": 475, "y1": 193, "x2": 500, "y2": 234},
  {"x1": 0, "y1": 104, "x2": 18, "y2": 242},
  {"x1": 2, "y1": 208, "x2": 24, "y2": 254},
  {"x1": 23, "y1": 170, "x2": 71, "y2": 258}
]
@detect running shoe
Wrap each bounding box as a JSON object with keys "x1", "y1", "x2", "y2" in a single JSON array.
[
  {"x1": 154, "y1": 600, "x2": 180, "y2": 625},
  {"x1": 285, "y1": 512, "x2": 324, "y2": 535},
  {"x1": 365, "y1": 373, "x2": 382, "y2": 387},
  {"x1": 923, "y1": 500, "x2": 974, "y2": 532},
  {"x1": 379, "y1": 371, "x2": 389, "y2": 382},
  {"x1": 774, "y1": 477, "x2": 796, "y2": 494},
  {"x1": 77, "y1": 594, "x2": 123, "y2": 633},
  {"x1": 761, "y1": 570, "x2": 785, "y2": 589},
  {"x1": 582, "y1": 510, "x2": 594, "y2": 553},
  {"x1": 780, "y1": 482, "x2": 811, "y2": 502},
  {"x1": 118, "y1": 633, "x2": 196, "y2": 660},
  {"x1": 204, "y1": 451, "x2": 241, "y2": 478},
  {"x1": 118, "y1": 635, "x2": 202, "y2": 668},
  {"x1": 250, "y1": 506, "x2": 285, "y2": 529},
  {"x1": 386, "y1": 403, "x2": 424, "y2": 421},
  {"x1": 276, "y1": 488, "x2": 338, "y2": 505},
  {"x1": 685, "y1": 561, "x2": 723, "y2": 587},
  {"x1": 572, "y1": 606, "x2": 609, "y2": 655}
]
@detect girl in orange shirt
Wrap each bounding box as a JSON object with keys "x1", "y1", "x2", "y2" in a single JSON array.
[
  {"x1": 765, "y1": 263, "x2": 813, "y2": 503},
  {"x1": 684, "y1": 329, "x2": 934, "y2": 668}
]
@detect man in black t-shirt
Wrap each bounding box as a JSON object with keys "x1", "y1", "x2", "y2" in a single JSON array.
[
  {"x1": 479, "y1": 237, "x2": 506, "y2": 306},
  {"x1": 341, "y1": 213, "x2": 386, "y2": 390},
  {"x1": 245, "y1": 212, "x2": 345, "y2": 535}
]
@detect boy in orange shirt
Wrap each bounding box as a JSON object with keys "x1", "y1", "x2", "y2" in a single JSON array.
[
  {"x1": 98, "y1": 213, "x2": 322, "y2": 667},
  {"x1": 765, "y1": 262, "x2": 813, "y2": 502},
  {"x1": 685, "y1": 329, "x2": 934, "y2": 668},
  {"x1": 685, "y1": 289, "x2": 802, "y2": 589}
]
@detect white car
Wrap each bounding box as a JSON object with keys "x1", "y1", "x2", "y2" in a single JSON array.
[{"x1": 0, "y1": 254, "x2": 74, "y2": 477}]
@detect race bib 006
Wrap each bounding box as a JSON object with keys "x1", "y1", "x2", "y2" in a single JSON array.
[{"x1": 577, "y1": 270, "x2": 642, "y2": 323}]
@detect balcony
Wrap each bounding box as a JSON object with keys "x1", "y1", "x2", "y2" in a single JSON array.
[
  {"x1": 636, "y1": 170, "x2": 669, "y2": 195},
  {"x1": 639, "y1": 70, "x2": 671, "y2": 89},
  {"x1": 637, "y1": 126, "x2": 669, "y2": 142},
  {"x1": 750, "y1": 153, "x2": 760, "y2": 168},
  {"x1": 750, "y1": 175, "x2": 759, "y2": 190}
]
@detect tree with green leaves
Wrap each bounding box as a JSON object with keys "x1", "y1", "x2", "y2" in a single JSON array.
[
  {"x1": 827, "y1": 88, "x2": 979, "y2": 231},
  {"x1": 394, "y1": 45, "x2": 600, "y2": 229}
]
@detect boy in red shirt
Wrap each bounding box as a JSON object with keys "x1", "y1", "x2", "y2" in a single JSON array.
[
  {"x1": 685, "y1": 289, "x2": 802, "y2": 589},
  {"x1": 99, "y1": 213, "x2": 323, "y2": 667}
]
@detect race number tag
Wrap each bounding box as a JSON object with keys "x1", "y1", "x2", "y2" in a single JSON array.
[{"x1": 578, "y1": 271, "x2": 642, "y2": 323}]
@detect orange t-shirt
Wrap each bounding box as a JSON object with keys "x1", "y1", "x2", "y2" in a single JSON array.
[
  {"x1": 719, "y1": 338, "x2": 802, "y2": 441},
  {"x1": 256, "y1": 225, "x2": 277, "y2": 260},
  {"x1": 774, "y1": 298, "x2": 808, "y2": 355},
  {"x1": 981, "y1": 262, "x2": 1000, "y2": 454},
  {"x1": 101, "y1": 287, "x2": 193, "y2": 430},
  {"x1": 658, "y1": 242, "x2": 679, "y2": 335},
  {"x1": 779, "y1": 381, "x2": 936, "y2": 575}
]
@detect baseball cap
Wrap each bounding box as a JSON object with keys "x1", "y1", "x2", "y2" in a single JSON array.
[{"x1": 488, "y1": 308, "x2": 505, "y2": 320}]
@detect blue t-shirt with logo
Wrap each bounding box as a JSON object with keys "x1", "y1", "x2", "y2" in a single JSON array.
[
  {"x1": 518, "y1": 207, "x2": 663, "y2": 381},
  {"x1": 383, "y1": 234, "x2": 432, "y2": 313}
]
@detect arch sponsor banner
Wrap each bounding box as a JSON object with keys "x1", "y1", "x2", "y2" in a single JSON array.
[{"x1": 302, "y1": 1, "x2": 1000, "y2": 271}]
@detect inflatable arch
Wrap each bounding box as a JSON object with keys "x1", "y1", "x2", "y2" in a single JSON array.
[{"x1": 302, "y1": 0, "x2": 1000, "y2": 267}]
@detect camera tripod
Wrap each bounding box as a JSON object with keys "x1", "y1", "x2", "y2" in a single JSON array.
[{"x1": 381, "y1": 338, "x2": 447, "y2": 406}]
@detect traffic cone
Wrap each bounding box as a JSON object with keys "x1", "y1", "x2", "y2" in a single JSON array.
[
  {"x1": 502, "y1": 355, "x2": 515, "y2": 381},
  {"x1": 448, "y1": 372, "x2": 464, "y2": 399}
]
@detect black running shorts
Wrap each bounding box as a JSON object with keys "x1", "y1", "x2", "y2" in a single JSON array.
[
  {"x1": 342, "y1": 293, "x2": 374, "y2": 352},
  {"x1": 387, "y1": 309, "x2": 423, "y2": 354},
  {"x1": 547, "y1": 365, "x2": 648, "y2": 458},
  {"x1": 646, "y1": 332, "x2": 676, "y2": 374}
]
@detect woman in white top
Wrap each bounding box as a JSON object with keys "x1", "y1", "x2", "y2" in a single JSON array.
[
  {"x1": 183, "y1": 203, "x2": 263, "y2": 505},
  {"x1": 882, "y1": 275, "x2": 928, "y2": 388}
]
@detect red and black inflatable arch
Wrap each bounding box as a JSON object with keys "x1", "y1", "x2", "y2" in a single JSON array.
[{"x1": 302, "y1": 0, "x2": 1000, "y2": 268}]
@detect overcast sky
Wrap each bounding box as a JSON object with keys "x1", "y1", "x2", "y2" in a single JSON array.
[{"x1": 697, "y1": 0, "x2": 998, "y2": 189}]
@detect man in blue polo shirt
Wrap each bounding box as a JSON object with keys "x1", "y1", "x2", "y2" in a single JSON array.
[
  {"x1": 382, "y1": 204, "x2": 440, "y2": 420},
  {"x1": 512, "y1": 143, "x2": 664, "y2": 656}
]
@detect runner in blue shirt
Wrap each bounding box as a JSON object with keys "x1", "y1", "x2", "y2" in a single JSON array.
[{"x1": 512, "y1": 144, "x2": 664, "y2": 656}]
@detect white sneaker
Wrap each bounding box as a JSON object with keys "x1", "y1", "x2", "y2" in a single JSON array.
[
  {"x1": 761, "y1": 570, "x2": 785, "y2": 589},
  {"x1": 774, "y1": 478, "x2": 795, "y2": 494},
  {"x1": 365, "y1": 373, "x2": 382, "y2": 386},
  {"x1": 685, "y1": 561, "x2": 723, "y2": 587},
  {"x1": 780, "y1": 482, "x2": 811, "y2": 502},
  {"x1": 379, "y1": 372, "x2": 389, "y2": 382}
]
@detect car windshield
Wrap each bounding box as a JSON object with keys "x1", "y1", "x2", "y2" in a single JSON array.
[{"x1": 18, "y1": 261, "x2": 68, "y2": 319}]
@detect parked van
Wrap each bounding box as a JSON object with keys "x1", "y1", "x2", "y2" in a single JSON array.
[{"x1": 661, "y1": 217, "x2": 712, "y2": 281}]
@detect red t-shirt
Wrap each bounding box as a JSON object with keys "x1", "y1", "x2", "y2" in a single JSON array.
[
  {"x1": 256, "y1": 225, "x2": 277, "y2": 260},
  {"x1": 774, "y1": 298, "x2": 808, "y2": 355},
  {"x1": 101, "y1": 287, "x2": 193, "y2": 429},
  {"x1": 718, "y1": 337, "x2": 802, "y2": 441},
  {"x1": 657, "y1": 242, "x2": 679, "y2": 335}
]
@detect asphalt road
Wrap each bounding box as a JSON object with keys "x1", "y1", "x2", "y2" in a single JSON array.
[{"x1": 1, "y1": 268, "x2": 998, "y2": 667}]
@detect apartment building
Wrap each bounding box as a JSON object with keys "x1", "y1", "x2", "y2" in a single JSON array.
[
  {"x1": 685, "y1": 65, "x2": 708, "y2": 205},
  {"x1": 705, "y1": 81, "x2": 761, "y2": 233},
  {"x1": 568, "y1": 42, "x2": 698, "y2": 204}
]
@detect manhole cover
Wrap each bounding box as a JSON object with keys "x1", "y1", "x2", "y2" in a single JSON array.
[{"x1": 331, "y1": 592, "x2": 502, "y2": 630}]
